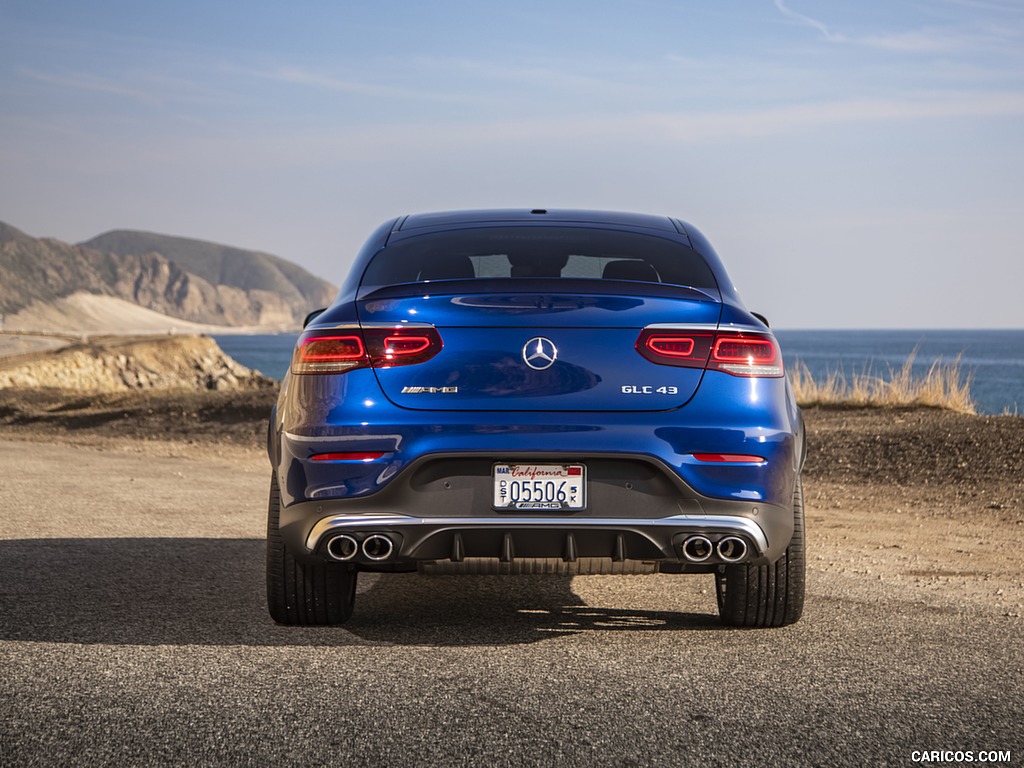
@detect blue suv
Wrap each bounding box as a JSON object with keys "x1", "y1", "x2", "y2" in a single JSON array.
[{"x1": 267, "y1": 209, "x2": 806, "y2": 627}]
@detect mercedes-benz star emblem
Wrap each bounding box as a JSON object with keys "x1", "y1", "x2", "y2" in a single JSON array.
[{"x1": 523, "y1": 337, "x2": 558, "y2": 370}]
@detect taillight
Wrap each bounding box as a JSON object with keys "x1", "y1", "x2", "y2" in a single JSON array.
[
  {"x1": 636, "y1": 331, "x2": 715, "y2": 369},
  {"x1": 384, "y1": 335, "x2": 431, "y2": 356},
  {"x1": 636, "y1": 329, "x2": 783, "y2": 377},
  {"x1": 292, "y1": 326, "x2": 443, "y2": 374},
  {"x1": 292, "y1": 335, "x2": 367, "y2": 374},
  {"x1": 376, "y1": 330, "x2": 440, "y2": 366},
  {"x1": 708, "y1": 333, "x2": 783, "y2": 377}
]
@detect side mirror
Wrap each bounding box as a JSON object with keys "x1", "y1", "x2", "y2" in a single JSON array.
[
  {"x1": 303, "y1": 308, "x2": 327, "y2": 328},
  {"x1": 751, "y1": 312, "x2": 770, "y2": 328}
]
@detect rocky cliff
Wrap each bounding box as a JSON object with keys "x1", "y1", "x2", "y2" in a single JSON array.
[
  {"x1": 0, "y1": 222, "x2": 336, "y2": 330},
  {"x1": 0, "y1": 335, "x2": 274, "y2": 392}
]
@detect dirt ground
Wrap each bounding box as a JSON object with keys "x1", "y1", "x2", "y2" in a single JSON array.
[
  {"x1": 799, "y1": 406, "x2": 1023, "y2": 620},
  {"x1": 0, "y1": 386, "x2": 278, "y2": 449},
  {"x1": 1, "y1": 388, "x2": 1022, "y2": 619}
]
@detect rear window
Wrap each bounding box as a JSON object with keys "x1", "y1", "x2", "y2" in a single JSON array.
[{"x1": 359, "y1": 227, "x2": 717, "y2": 293}]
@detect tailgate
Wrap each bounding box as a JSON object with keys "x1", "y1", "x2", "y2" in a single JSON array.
[{"x1": 359, "y1": 289, "x2": 721, "y2": 411}]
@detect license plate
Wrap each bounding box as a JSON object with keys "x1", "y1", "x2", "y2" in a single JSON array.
[{"x1": 492, "y1": 464, "x2": 586, "y2": 510}]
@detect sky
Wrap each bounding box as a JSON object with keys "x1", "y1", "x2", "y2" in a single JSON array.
[{"x1": 1, "y1": 0, "x2": 1022, "y2": 329}]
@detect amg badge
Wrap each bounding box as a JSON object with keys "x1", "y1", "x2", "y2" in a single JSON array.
[{"x1": 401, "y1": 386, "x2": 459, "y2": 394}]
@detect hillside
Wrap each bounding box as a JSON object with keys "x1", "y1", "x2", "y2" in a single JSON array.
[
  {"x1": 0, "y1": 222, "x2": 336, "y2": 331},
  {"x1": 0, "y1": 334, "x2": 274, "y2": 392},
  {"x1": 82, "y1": 230, "x2": 334, "y2": 312}
]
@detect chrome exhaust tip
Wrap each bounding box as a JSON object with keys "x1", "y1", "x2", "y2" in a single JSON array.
[
  {"x1": 716, "y1": 536, "x2": 748, "y2": 563},
  {"x1": 362, "y1": 534, "x2": 394, "y2": 561},
  {"x1": 326, "y1": 534, "x2": 359, "y2": 562},
  {"x1": 681, "y1": 535, "x2": 714, "y2": 563}
]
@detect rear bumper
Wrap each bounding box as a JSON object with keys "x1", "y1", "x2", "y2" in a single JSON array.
[
  {"x1": 293, "y1": 510, "x2": 782, "y2": 569},
  {"x1": 277, "y1": 452, "x2": 795, "y2": 568}
]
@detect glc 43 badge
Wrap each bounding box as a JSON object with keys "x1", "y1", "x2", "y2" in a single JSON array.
[{"x1": 621, "y1": 385, "x2": 679, "y2": 394}]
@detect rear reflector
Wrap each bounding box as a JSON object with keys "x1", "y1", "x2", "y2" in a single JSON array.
[
  {"x1": 692, "y1": 453, "x2": 766, "y2": 463},
  {"x1": 636, "y1": 329, "x2": 783, "y2": 377},
  {"x1": 292, "y1": 326, "x2": 443, "y2": 374},
  {"x1": 310, "y1": 452, "x2": 385, "y2": 462}
]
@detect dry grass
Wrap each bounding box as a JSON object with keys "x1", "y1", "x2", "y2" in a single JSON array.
[{"x1": 788, "y1": 350, "x2": 977, "y2": 414}]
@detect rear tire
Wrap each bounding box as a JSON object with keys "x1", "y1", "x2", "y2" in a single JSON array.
[
  {"x1": 266, "y1": 473, "x2": 357, "y2": 625},
  {"x1": 715, "y1": 477, "x2": 805, "y2": 628}
]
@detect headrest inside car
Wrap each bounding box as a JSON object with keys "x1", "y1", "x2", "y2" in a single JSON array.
[{"x1": 602, "y1": 259, "x2": 660, "y2": 282}]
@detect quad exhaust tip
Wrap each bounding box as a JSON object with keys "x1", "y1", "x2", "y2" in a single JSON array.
[
  {"x1": 681, "y1": 535, "x2": 714, "y2": 563},
  {"x1": 716, "y1": 536, "x2": 748, "y2": 563},
  {"x1": 326, "y1": 533, "x2": 395, "y2": 562},
  {"x1": 681, "y1": 535, "x2": 749, "y2": 564},
  {"x1": 326, "y1": 534, "x2": 359, "y2": 561},
  {"x1": 362, "y1": 534, "x2": 394, "y2": 561}
]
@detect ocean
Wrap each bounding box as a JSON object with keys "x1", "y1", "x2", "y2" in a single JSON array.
[
  {"x1": 774, "y1": 329, "x2": 1024, "y2": 415},
  {"x1": 214, "y1": 328, "x2": 1024, "y2": 415}
]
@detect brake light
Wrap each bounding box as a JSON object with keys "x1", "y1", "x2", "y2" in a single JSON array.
[
  {"x1": 708, "y1": 333, "x2": 783, "y2": 377},
  {"x1": 636, "y1": 330, "x2": 714, "y2": 369},
  {"x1": 645, "y1": 336, "x2": 695, "y2": 358},
  {"x1": 291, "y1": 326, "x2": 443, "y2": 374},
  {"x1": 292, "y1": 335, "x2": 366, "y2": 374},
  {"x1": 371, "y1": 327, "x2": 442, "y2": 367},
  {"x1": 636, "y1": 329, "x2": 783, "y2": 377},
  {"x1": 383, "y1": 334, "x2": 433, "y2": 359}
]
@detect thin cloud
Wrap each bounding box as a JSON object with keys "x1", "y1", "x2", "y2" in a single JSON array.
[
  {"x1": 772, "y1": 0, "x2": 1021, "y2": 54},
  {"x1": 259, "y1": 59, "x2": 640, "y2": 105},
  {"x1": 652, "y1": 92, "x2": 1024, "y2": 140},
  {"x1": 229, "y1": 91, "x2": 1024, "y2": 154},
  {"x1": 268, "y1": 67, "x2": 402, "y2": 95},
  {"x1": 261, "y1": 66, "x2": 463, "y2": 102},
  {"x1": 19, "y1": 66, "x2": 235, "y2": 117},
  {"x1": 945, "y1": 0, "x2": 1024, "y2": 14},
  {"x1": 773, "y1": 0, "x2": 846, "y2": 42},
  {"x1": 862, "y1": 24, "x2": 1022, "y2": 53},
  {"x1": 21, "y1": 68, "x2": 164, "y2": 107}
]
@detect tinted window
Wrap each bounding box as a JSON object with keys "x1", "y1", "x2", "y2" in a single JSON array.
[{"x1": 360, "y1": 227, "x2": 717, "y2": 292}]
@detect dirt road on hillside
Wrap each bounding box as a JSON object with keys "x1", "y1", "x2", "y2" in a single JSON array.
[{"x1": 0, "y1": 332, "x2": 75, "y2": 361}]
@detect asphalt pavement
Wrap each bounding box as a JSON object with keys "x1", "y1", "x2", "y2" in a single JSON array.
[{"x1": 1, "y1": 440, "x2": 1020, "y2": 767}]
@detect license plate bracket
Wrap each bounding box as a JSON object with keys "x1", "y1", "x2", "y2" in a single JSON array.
[{"x1": 492, "y1": 464, "x2": 586, "y2": 511}]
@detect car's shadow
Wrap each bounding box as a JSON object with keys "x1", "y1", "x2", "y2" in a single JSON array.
[{"x1": 0, "y1": 538, "x2": 723, "y2": 647}]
